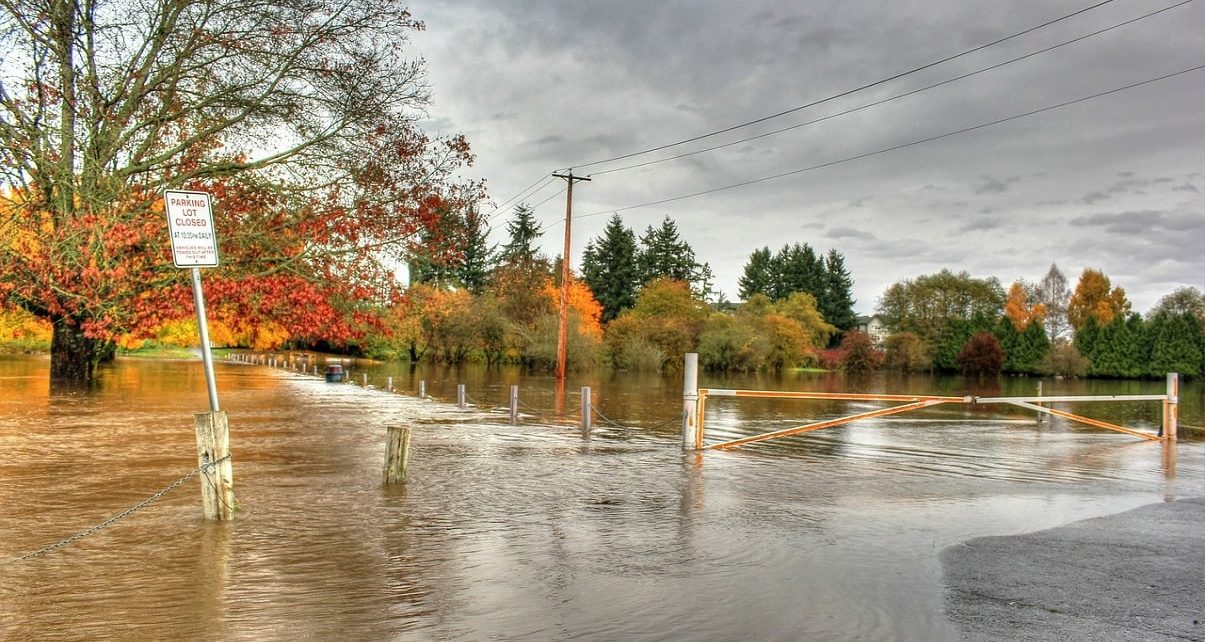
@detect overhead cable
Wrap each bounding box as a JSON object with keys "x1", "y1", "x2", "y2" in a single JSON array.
[
  {"x1": 589, "y1": 0, "x2": 1195, "y2": 177},
  {"x1": 562, "y1": 0, "x2": 1122, "y2": 173},
  {"x1": 574, "y1": 63, "x2": 1205, "y2": 220}
]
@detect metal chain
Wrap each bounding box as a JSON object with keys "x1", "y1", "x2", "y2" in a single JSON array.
[
  {"x1": 591, "y1": 406, "x2": 683, "y2": 432},
  {"x1": 4, "y1": 455, "x2": 231, "y2": 565}
]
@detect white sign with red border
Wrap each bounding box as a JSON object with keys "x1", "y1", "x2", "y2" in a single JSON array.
[{"x1": 164, "y1": 189, "x2": 219, "y2": 267}]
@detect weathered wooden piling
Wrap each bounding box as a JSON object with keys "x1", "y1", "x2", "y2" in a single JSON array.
[
  {"x1": 384, "y1": 425, "x2": 412, "y2": 484},
  {"x1": 387, "y1": 376, "x2": 394, "y2": 391},
  {"x1": 195, "y1": 411, "x2": 236, "y2": 520},
  {"x1": 419, "y1": 380, "x2": 427, "y2": 398},
  {"x1": 457, "y1": 384, "x2": 466, "y2": 409}
]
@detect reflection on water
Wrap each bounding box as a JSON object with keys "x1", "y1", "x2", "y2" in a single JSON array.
[{"x1": 0, "y1": 355, "x2": 1202, "y2": 641}]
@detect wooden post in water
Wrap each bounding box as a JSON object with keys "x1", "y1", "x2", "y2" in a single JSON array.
[
  {"x1": 362, "y1": 373, "x2": 368, "y2": 387},
  {"x1": 419, "y1": 380, "x2": 427, "y2": 399},
  {"x1": 1163, "y1": 373, "x2": 1179, "y2": 440},
  {"x1": 682, "y1": 353, "x2": 699, "y2": 451},
  {"x1": 387, "y1": 376, "x2": 394, "y2": 392},
  {"x1": 581, "y1": 386, "x2": 592, "y2": 436},
  {"x1": 510, "y1": 385, "x2": 519, "y2": 425},
  {"x1": 457, "y1": 384, "x2": 466, "y2": 409},
  {"x1": 384, "y1": 425, "x2": 412, "y2": 485},
  {"x1": 195, "y1": 411, "x2": 235, "y2": 520},
  {"x1": 1035, "y1": 381, "x2": 1044, "y2": 424}
]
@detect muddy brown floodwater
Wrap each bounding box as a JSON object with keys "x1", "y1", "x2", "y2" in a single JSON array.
[{"x1": 1, "y1": 354, "x2": 1202, "y2": 640}]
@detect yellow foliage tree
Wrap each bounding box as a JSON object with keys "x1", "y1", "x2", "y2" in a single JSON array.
[
  {"x1": 1003, "y1": 281, "x2": 1047, "y2": 330},
  {"x1": 1068, "y1": 269, "x2": 1131, "y2": 329},
  {"x1": 543, "y1": 276, "x2": 604, "y2": 340}
]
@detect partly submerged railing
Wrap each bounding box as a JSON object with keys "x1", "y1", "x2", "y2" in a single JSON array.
[{"x1": 679, "y1": 354, "x2": 1180, "y2": 451}]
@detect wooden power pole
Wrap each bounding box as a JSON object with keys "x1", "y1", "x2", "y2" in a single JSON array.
[{"x1": 552, "y1": 171, "x2": 591, "y2": 381}]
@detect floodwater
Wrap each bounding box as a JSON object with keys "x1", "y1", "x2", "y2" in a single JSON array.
[{"x1": 1, "y1": 353, "x2": 1202, "y2": 641}]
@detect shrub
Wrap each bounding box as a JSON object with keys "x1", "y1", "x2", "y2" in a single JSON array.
[
  {"x1": 840, "y1": 331, "x2": 883, "y2": 374},
  {"x1": 957, "y1": 332, "x2": 1004, "y2": 377}
]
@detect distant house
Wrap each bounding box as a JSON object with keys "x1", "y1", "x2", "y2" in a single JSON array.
[{"x1": 854, "y1": 315, "x2": 889, "y2": 346}]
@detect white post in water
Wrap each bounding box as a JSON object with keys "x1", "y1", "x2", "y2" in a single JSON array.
[
  {"x1": 510, "y1": 385, "x2": 519, "y2": 424},
  {"x1": 419, "y1": 380, "x2": 427, "y2": 399},
  {"x1": 1164, "y1": 373, "x2": 1179, "y2": 440},
  {"x1": 386, "y1": 376, "x2": 394, "y2": 392},
  {"x1": 457, "y1": 384, "x2": 466, "y2": 409},
  {"x1": 581, "y1": 387, "x2": 592, "y2": 436},
  {"x1": 1035, "y1": 381, "x2": 1044, "y2": 425},
  {"x1": 682, "y1": 353, "x2": 699, "y2": 451}
]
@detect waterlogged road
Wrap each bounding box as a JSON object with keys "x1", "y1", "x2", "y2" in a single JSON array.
[{"x1": 0, "y1": 356, "x2": 1201, "y2": 640}]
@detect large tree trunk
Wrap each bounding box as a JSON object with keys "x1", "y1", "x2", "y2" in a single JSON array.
[{"x1": 50, "y1": 319, "x2": 98, "y2": 383}]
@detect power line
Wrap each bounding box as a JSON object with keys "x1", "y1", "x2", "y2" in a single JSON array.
[
  {"x1": 574, "y1": 63, "x2": 1205, "y2": 221},
  {"x1": 486, "y1": 175, "x2": 559, "y2": 220},
  {"x1": 589, "y1": 0, "x2": 1195, "y2": 178},
  {"x1": 562, "y1": 0, "x2": 1122, "y2": 173}
]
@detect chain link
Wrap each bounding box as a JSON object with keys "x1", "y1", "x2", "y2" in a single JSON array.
[
  {"x1": 4, "y1": 454, "x2": 231, "y2": 565},
  {"x1": 591, "y1": 406, "x2": 684, "y2": 432}
]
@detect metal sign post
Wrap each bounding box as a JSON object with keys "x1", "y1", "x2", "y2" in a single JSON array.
[
  {"x1": 164, "y1": 189, "x2": 234, "y2": 519},
  {"x1": 164, "y1": 189, "x2": 221, "y2": 411}
]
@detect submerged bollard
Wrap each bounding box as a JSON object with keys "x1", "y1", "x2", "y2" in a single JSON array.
[
  {"x1": 1164, "y1": 373, "x2": 1179, "y2": 439},
  {"x1": 1036, "y1": 381, "x2": 1044, "y2": 424},
  {"x1": 510, "y1": 385, "x2": 519, "y2": 425},
  {"x1": 581, "y1": 386, "x2": 592, "y2": 436},
  {"x1": 384, "y1": 425, "x2": 412, "y2": 484},
  {"x1": 682, "y1": 353, "x2": 699, "y2": 451}
]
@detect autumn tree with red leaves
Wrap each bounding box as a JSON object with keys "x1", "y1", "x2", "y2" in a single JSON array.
[{"x1": 0, "y1": 1, "x2": 481, "y2": 382}]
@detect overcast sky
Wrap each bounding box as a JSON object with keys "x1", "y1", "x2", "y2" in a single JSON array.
[{"x1": 407, "y1": 0, "x2": 1204, "y2": 314}]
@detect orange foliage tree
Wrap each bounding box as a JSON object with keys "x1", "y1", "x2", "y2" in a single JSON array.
[
  {"x1": 543, "y1": 276, "x2": 604, "y2": 341},
  {"x1": 1003, "y1": 281, "x2": 1047, "y2": 331},
  {"x1": 1067, "y1": 269, "x2": 1131, "y2": 330},
  {"x1": 0, "y1": 1, "x2": 479, "y2": 382}
]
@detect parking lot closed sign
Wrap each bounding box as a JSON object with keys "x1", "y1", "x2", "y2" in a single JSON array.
[{"x1": 164, "y1": 190, "x2": 219, "y2": 267}]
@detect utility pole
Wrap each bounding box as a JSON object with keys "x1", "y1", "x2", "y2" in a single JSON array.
[{"x1": 552, "y1": 170, "x2": 591, "y2": 382}]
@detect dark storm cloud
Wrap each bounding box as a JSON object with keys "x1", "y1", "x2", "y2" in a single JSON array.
[
  {"x1": 826, "y1": 226, "x2": 877, "y2": 242},
  {"x1": 412, "y1": 0, "x2": 1205, "y2": 311},
  {"x1": 973, "y1": 175, "x2": 1021, "y2": 195}
]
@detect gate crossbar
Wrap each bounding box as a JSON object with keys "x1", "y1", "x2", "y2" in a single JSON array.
[
  {"x1": 705, "y1": 398, "x2": 953, "y2": 450},
  {"x1": 1003, "y1": 400, "x2": 1162, "y2": 441}
]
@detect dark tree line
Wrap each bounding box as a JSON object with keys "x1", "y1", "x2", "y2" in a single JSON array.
[
  {"x1": 737, "y1": 243, "x2": 857, "y2": 332},
  {"x1": 579, "y1": 215, "x2": 713, "y2": 322}
]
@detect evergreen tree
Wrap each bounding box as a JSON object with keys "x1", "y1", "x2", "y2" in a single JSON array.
[
  {"x1": 820, "y1": 249, "x2": 857, "y2": 331},
  {"x1": 638, "y1": 216, "x2": 700, "y2": 284},
  {"x1": 1147, "y1": 312, "x2": 1203, "y2": 377},
  {"x1": 775, "y1": 243, "x2": 824, "y2": 299},
  {"x1": 408, "y1": 204, "x2": 463, "y2": 287},
  {"x1": 738, "y1": 247, "x2": 773, "y2": 301},
  {"x1": 1074, "y1": 316, "x2": 1103, "y2": 370},
  {"x1": 456, "y1": 208, "x2": 494, "y2": 294},
  {"x1": 580, "y1": 215, "x2": 640, "y2": 323},
  {"x1": 995, "y1": 316, "x2": 1050, "y2": 374},
  {"x1": 498, "y1": 204, "x2": 545, "y2": 268},
  {"x1": 1089, "y1": 314, "x2": 1144, "y2": 378}
]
